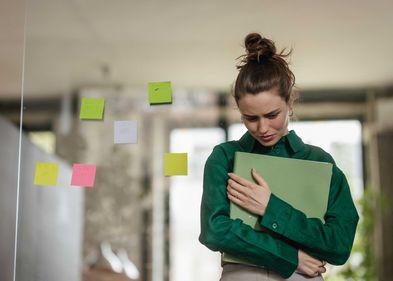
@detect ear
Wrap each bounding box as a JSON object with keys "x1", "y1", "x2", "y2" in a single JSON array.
[
  {"x1": 286, "y1": 96, "x2": 295, "y2": 119},
  {"x1": 288, "y1": 94, "x2": 295, "y2": 109},
  {"x1": 287, "y1": 90, "x2": 297, "y2": 113}
]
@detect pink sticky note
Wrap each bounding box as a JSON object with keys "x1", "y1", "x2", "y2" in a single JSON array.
[{"x1": 71, "y1": 163, "x2": 96, "y2": 187}]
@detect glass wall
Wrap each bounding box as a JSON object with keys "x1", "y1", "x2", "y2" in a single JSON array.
[
  {"x1": 0, "y1": 0, "x2": 26, "y2": 280},
  {"x1": 16, "y1": 2, "x2": 221, "y2": 278},
  {"x1": 2, "y1": 1, "x2": 374, "y2": 281}
]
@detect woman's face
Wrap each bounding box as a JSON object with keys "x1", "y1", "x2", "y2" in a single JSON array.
[{"x1": 237, "y1": 88, "x2": 292, "y2": 147}]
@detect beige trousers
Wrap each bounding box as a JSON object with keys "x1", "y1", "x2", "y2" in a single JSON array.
[{"x1": 220, "y1": 264, "x2": 324, "y2": 281}]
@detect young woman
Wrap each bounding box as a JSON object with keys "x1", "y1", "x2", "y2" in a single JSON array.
[{"x1": 199, "y1": 33, "x2": 359, "y2": 281}]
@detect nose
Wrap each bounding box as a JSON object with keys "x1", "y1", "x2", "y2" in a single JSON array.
[{"x1": 257, "y1": 118, "x2": 269, "y2": 134}]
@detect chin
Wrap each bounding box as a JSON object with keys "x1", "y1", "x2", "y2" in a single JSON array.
[
  {"x1": 258, "y1": 137, "x2": 279, "y2": 147},
  {"x1": 260, "y1": 141, "x2": 276, "y2": 147}
]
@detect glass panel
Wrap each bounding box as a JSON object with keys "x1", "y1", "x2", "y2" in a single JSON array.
[
  {"x1": 0, "y1": 0, "x2": 26, "y2": 280},
  {"x1": 10, "y1": 1, "x2": 368, "y2": 280},
  {"x1": 17, "y1": 2, "x2": 220, "y2": 280},
  {"x1": 17, "y1": 2, "x2": 142, "y2": 281}
]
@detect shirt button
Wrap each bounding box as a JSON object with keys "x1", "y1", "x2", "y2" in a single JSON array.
[{"x1": 272, "y1": 222, "x2": 278, "y2": 229}]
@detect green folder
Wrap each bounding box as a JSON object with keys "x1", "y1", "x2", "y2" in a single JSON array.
[{"x1": 223, "y1": 151, "x2": 332, "y2": 264}]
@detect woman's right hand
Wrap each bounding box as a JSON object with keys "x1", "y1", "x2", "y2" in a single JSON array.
[{"x1": 297, "y1": 250, "x2": 326, "y2": 277}]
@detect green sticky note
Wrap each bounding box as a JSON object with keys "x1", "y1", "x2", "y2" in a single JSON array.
[
  {"x1": 148, "y1": 81, "x2": 172, "y2": 105},
  {"x1": 34, "y1": 162, "x2": 59, "y2": 186},
  {"x1": 164, "y1": 153, "x2": 188, "y2": 176},
  {"x1": 79, "y1": 97, "x2": 105, "y2": 120}
]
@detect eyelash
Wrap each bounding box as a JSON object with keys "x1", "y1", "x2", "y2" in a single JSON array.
[
  {"x1": 243, "y1": 113, "x2": 279, "y2": 121},
  {"x1": 266, "y1": 113, "x2": 279, "y2": 119},
  {"x1": 244, "y1": 116, "x2": 258, "y2": 122}
]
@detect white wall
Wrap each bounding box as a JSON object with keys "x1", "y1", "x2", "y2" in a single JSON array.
[
  {"x1": 0, "y1": 117, "x2": 19, "y2": 280},
  {"x1": 0, "y1": 116, "x2": 85, "y2": 281}
]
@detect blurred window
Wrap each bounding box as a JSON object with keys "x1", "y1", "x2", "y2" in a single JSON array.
[
  {"x1": 28, "y1": 131, "x2": 56, "y2": 154},
  {"x1": 170, "y1": 128, "x2": 225, "y2": 281}
]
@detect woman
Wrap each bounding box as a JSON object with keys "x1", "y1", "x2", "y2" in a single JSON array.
[{"x1": 199, "y1": 33, "x2": 359, "y2": 280}]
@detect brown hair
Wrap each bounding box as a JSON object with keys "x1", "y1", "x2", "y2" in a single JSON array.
[{"x1": 233, "y1": 33, "x2": 296, "y2": 104}]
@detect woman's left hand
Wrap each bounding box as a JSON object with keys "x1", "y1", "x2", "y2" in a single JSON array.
[{"x1": 227, "y1": 168, "x2": 271, "y2": 216}]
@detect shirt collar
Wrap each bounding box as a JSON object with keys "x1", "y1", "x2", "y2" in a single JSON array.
[
  {"x1": 286, "y1": 130, "x2": 305, "y2": 153},
  {"x1": 238, "y1": 130, "x2": 305, "y2": 154}
]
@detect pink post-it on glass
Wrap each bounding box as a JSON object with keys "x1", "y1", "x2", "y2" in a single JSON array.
[{"x1": 71, "y1": 163, "x2": 97, "y2": 187}]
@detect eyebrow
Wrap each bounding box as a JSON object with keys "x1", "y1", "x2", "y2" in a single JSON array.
[{"x1": 242, "y1": 109, "x2": 281, "y2": 118}]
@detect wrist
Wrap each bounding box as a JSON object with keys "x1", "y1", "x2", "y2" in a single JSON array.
[{"x1": 261, "y1": 191, "x2": 272, "y2": 215}]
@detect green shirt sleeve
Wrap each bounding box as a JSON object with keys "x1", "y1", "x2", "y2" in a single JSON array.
[
  {"x1": 199, "y1": 145, "x2": 298, "y2": 278},
  {"x1": 260, "y1": 164, "x2": 359, "y2": 265}
]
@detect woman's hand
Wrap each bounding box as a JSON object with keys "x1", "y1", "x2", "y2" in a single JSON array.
[
  {"x1": 227, "y1": 168, "x2": 271, "y2": 216},
  {"x1": 297, "y1": 250, "x2": 327, "y2": 277}
]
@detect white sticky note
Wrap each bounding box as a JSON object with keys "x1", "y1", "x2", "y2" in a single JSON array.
[{"x1": 114, "y1": 120, "x2": 138, "y2": 144}]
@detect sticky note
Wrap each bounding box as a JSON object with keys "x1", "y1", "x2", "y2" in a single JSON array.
[
  {"x1": 71, "y1": 163, "x2": 97, "y2": 187},
  {"x1": 164, "y1": 153, "x2": 188, "y2": 176},
  {"x1": 114, "y1": 120, "x2": 138, "y2": 144},
  {"x1": 148, "y1": 81, "x2": 172, "y2": 105},
  {"x1": 34, "y1": 162, "x2": 59, "y2": 186},
  {"x1": 79, "y1": 97, "x2": 105, "y2": 120}
]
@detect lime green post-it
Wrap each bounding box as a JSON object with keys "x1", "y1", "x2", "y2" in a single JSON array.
[
  {"x1": 148, "y1": 81, "x2": 173, "y2": 105},
  {"x1": 34, "y1": 162, "x2": 59, "y2": 186},
  {"x1": 164, "y1": 153, "x2": 188, "y2": 176},
  {"x1": 79, "y1": 97, "x2": 105, "y2": 120}
]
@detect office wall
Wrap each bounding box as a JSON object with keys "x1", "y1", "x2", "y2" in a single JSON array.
[
  {"x1": 0, "y1": 116, "x2": 85, "y2": 281},
  {"x1": 0, "y1": 117, "x2": 19, "y2": 280}
]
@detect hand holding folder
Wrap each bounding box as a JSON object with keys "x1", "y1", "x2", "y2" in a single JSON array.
[{"x1": 223, "y1": 152, "x2": 332, "y2": 264}]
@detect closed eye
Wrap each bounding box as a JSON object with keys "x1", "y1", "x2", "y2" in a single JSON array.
[
  {"x1": 265, "y1": 112, "x2": 279, "y2": 119},
  {"x1": 242, "y1": 115, "x2": 258, "y2": 122},
  {"x1": 242, "y1": 110, "x2": 281, "y2": 121}
]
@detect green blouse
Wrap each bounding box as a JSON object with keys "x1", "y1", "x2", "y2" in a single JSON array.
[{"x1": 199, "y1": 130, "x2": 359, "y2": 278}]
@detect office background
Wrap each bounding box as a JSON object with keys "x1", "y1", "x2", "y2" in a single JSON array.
[{"x1": 1, "y1": 0, "x2": 393, "y2": 281}]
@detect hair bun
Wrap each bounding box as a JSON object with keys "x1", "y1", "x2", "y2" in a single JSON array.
[{"x1": 244, "y1": 33, "x2": 276, "y2": 63}]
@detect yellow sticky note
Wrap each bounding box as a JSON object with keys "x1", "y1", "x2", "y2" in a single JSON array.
[
  {"x1": 148, "y1": 81, "x2": 172, "y2": 105},
  {"x1": 164, "y1": 153, "x2": 188, "y2": 176},
  {"x1": 34, "y1": 162, "x2": 59, "y2": 186},
  {"x1": 79, "y1": 97, "x2": 105, "y2": 120}
]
